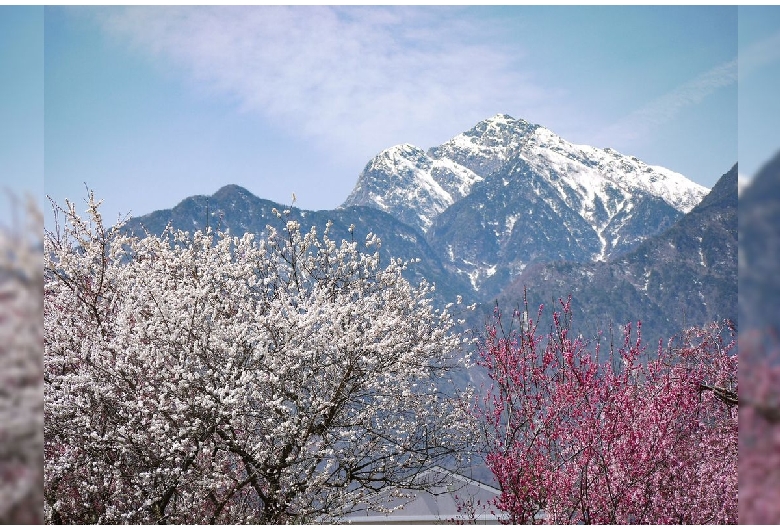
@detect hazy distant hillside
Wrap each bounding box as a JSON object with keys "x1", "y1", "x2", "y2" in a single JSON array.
[
  {"x1": 739, "y1": 150, "x2": 780, "y2": 332},
  {"x1": 122, "y1": 184, "x2": 473, "y2": 309}
]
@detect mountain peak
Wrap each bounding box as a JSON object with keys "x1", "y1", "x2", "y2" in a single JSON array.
[
  {"x1": 484, "y1": 113, "x2": 517, "y2": 123},
  {"x1": 213, "y1": 184, "x2": 253, "y2": 198},
  {"x1": 381, "y1": 143, "x2": 425, "y2": 158},
  {"x1": 344, "y1": 113, "x2": 708, "y2": 237},
  {"x1": 426, "y1": 115, "x2": 538, "y2": 180},
  {"x1": 464, "y1": 113, "x2": 536, "y2": 136},
  {"x1": 366, "y1": 143, "x2": 429, "y2": 175},
  {"x1": 388, "y1": 142, "x2": 420, "y2": 152}
]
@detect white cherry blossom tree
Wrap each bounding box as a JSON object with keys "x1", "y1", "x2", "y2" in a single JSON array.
[{"x1": 44, "y1": 192, "x2": 471, "y2": 524}]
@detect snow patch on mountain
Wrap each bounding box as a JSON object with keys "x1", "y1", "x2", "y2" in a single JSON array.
[
  {"x1": 522, "y1": 126, "x2": 706, "y2": 216},
  {"x1": 343, "y1": 142, "x2": 482, "y2": 233},
  {"x1": 501, "y1": 124, "x2": 708, "y2": 260},
  {"x1": 429, "y1": 114, "x2": 537, "y2": 176},
  {"x1": 343, "y1": 113, "x2": 709, "y2": 258}
]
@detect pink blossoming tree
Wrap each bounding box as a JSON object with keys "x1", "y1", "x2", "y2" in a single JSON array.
[
  {"x1": 473, "y1": 295, "x2": 737, "y2": 524},
  {"x1": 739, "y1": 328, "x2": 780, "y2": 524}
]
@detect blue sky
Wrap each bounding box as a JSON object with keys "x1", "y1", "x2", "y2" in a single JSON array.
[
  {"x1": 1, "y1": 6, "x2": 775, "y2": 228},
  {"x1": 739, "y1": 5, "x2": 780, "y2": 181},
  {"x1": 0, "y1": 6, "x2": 43, "y2": 226}
]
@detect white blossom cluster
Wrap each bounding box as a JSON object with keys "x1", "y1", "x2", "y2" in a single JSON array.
[
  {"x1": 0, "y1": 198, "x2": 44, "y2": 524},
  {"x1": 44, "y1": 192, "x2": 472, "y2": 524}
]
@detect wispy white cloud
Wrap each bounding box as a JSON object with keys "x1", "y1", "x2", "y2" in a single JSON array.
[
  {"x1": 96, "y1": 6, "x2": 552, "y2": 165},
  {"x1": 596, "y1": 58, "x2": 737, "y2": 147},
  {"x1": 739, "y1": 29, "x2": 780, "y2": 78}
]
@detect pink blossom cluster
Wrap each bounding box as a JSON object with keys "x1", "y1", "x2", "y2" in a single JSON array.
[{"x1": 474, "y1": 295, "x2": 737, "y2": 524}]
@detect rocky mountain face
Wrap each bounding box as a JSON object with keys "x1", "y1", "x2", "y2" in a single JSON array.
[
  {"x1": 342, "y1": 143, "x2": 482, "y2": 233},
  {"x1": 342, "y1": 115, "x2": 536, "y2": 234},
  {"x1": 426, "y1": 157, "x2": 684, "y2": 299},
  {"x1": 494, "y1": 165, "x2": 737, "y2": 348},
  {"x1": 344, "y1": 114, "x2": 707, "y2": 299}
]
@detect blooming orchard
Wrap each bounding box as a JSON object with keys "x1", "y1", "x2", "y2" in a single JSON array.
[
  {"x1": 473, "y1": 295, "x2": 738, "y2": 524},
  {"x1": 44, "y1": 192, "x2": 471, "y2": 524}
]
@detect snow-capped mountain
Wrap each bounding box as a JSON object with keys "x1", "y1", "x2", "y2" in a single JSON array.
[
  {"x1": 123, "y1": 113, "x2": 716, "y2": 311},
  {"x1": 343, "y1": 115, "x2": 706, "y2": 237},
  {"x1": 342, "y1": 144, "x2": 482, "y2": 233},
  {"x1": 428, "y1": 114, "x2": 539, "y2": 178},
  {"x1": 121, "y1": 127, "x2": 736, "y2": 349},
  {"x1": 343, "y1": 114, "x2": 708, "y2": 296}
]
